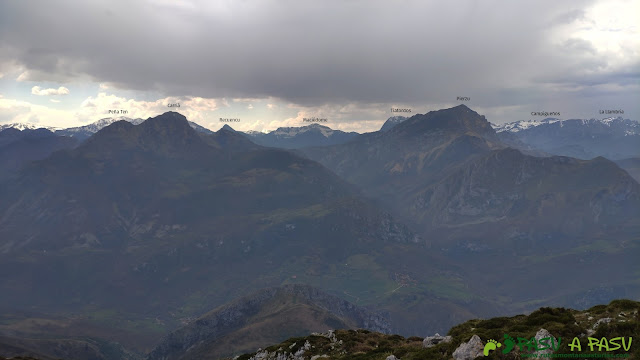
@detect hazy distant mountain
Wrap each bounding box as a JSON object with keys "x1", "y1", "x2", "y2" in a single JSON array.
[
  {"x1": 242, "y1": 123, "x2": 358, "y2": 149},
  {"x1": 0, "y1": 335, "x2": 137, "y2": 360},
  {"x1": 55, "y1": 116, "x2": 214, "y2": 141},
  {"x1": 0, "y1": 128, "x2": 78, "y2": 181},
  {"x1": 493, "y1": 117, "x2": 640, "y2": 159},
  {"x1": 147, "y1": 284, "x2": 391, "y2": 360},
  {"x1": 379, "y1": 116, "x2": 408, "y2": 132},
  {"x1": 616, "y1": 157, "x2": 640, "y2": 183}
]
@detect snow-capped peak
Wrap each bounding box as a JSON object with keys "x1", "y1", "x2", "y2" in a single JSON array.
[
  {"x1": 0, "y1": 123, "x2": 60, "y2": 132},
  {"x1": 598, "y1": 116, "x2": 623, "y2": 126},
  {"x1": 63, "y1": 117, "x2": 145, "y2": 134}
]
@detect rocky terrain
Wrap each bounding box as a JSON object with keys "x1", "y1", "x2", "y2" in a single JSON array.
[{"x1": 230, "y1": 299, "x2": 639, "y2": 360}]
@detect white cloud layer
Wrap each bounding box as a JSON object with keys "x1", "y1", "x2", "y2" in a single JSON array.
[{"x1": 31, "y1": 86, "x2": 70, "y2": 96}]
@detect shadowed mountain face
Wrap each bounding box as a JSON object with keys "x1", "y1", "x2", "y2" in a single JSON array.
[
  {"x1": 616, "y1": 157, "x2": 640, "y2": 183},
  {"x1": 300, "y1": 105, "x2": 503, "y2": 210},
  {"x1": 301, "y1": 105, "x2": 639, "y2": 238},
  {"x1": 0, "y1": 128, "x2": 78, "y2": 182},
  {"x1": 147, "y1": 284, "x2": 391, "y2": 360}
]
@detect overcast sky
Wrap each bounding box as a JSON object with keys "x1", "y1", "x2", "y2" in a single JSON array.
[{"x1": 0, "y1": 0, "x2": 638, "y2": 132}]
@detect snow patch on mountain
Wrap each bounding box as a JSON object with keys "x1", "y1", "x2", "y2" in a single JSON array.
[
  {"x1": 492, "y1": 118, "x2": 562, "y2": 133},
  {"x1": 272, "y1": 123, "x2": 336, "y2": 138},
  {"x1": 244, "y1": 130, "x2": 268, "y2": 136},
  {"x1": 493, "y1": 117, "x2": 639, "y2": 133}
]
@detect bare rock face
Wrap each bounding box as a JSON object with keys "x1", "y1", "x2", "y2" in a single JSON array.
[
  {"x1": 452, "y1": 335, "x2": 484, "y2": 360},
  {"x1": 423, "y1": 333, "x2": 452, "y2": 348}
]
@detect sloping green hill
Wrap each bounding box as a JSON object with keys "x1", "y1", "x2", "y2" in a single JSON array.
[{"x1": 230, "y1": 299, "x2": 639, "y2": 360}]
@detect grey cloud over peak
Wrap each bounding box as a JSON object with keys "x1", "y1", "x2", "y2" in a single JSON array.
[{"x1": 0, "y1": 0, "x2": 638, "y2": 123}]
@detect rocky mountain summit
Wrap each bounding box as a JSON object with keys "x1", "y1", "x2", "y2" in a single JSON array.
[{"x1": 52, "y1": 116, "x2": 213, "y2": 141}]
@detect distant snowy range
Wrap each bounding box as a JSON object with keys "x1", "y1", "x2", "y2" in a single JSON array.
[{"x1": 491, "y1": 117, "x2": 639, "y2": 160}]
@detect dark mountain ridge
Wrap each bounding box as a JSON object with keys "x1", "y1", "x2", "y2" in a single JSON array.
[
  {"x1": 147, "y1": 284, "x2": 391, "y2": 360},
  {"x1": 0, "y1": 128, "x2": 78, "y2": 182}
]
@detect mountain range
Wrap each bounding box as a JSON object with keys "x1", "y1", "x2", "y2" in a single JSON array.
[
  {"x1": 3, "y1": 112, "x2": 638, "y2": 159},
  {"x1": 54, "y1": 116, "x2": 215, "y2": 141},
  {"x1": 299, "y1": 104, "x2": 640, "y2": 318},
  {"x1": 0, "y1": 111, "x2": 462, "y2": 357},
  {"x1": 380, "y1": 114, "x2": 640, "y2": 160},
  {"x1": 0, "y1": 107, "x2": 638, "y2": 360}
]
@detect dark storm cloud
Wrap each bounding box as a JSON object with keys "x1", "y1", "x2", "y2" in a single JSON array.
[{"x1": 1, "y1": 0, "x2": 636, "y2": 121}]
